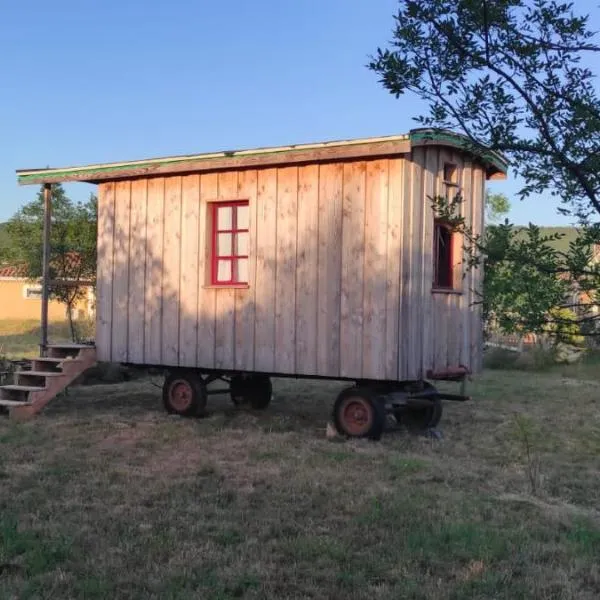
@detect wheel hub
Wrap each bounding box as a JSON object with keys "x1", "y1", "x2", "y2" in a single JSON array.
[
  {"x1": 342, "y1": 397, "x2": 373, "y2": 435},
  {"x1": 169, "y1": 380, "x2": 193, "y2": 412}
]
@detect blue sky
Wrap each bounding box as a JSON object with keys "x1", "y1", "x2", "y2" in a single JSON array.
[{"x1": 0, "y1": 0, "x2": 580, "y2": 225}]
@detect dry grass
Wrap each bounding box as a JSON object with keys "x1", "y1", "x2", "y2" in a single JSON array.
[
  {"x1": 1, "y1": 370, "x2": 599, "y2": 599},
  {"x1": 0, "y1": 319, "x2": 95, "y2": 359}
]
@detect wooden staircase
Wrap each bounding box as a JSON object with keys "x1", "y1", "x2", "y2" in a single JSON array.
[{"x1": 0, "y1": 344, "x2": 96, "y2": 421}]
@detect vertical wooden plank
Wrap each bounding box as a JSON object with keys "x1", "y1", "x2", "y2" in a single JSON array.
[
  {"x1": 408, "y1": 149, "x2": 425, "y2": 379},
  {"x1": 422, "y1": 147, "x2": 438, "y2": 375},
  {"x1": 340, "y1": 161, "x2": 366, "y2": 378},
  {"x1": 472, "y1": 165, "x2": 486, "y2": 372},
  {"x1": 470, "y1": 165, "x2": 482, "y2": 372},
  {"x1": 386, "y1": 158, "x2": 403, "y2": 381},
  {"x1": 127, "y1": 179, "x2": 147, "y2": 364},
  {"x1": 179, "y1": 174, "x2": 201, "y2": 367},
  {"x1": 399, "y1": 158, "x2": 414, "y2": 380},
  {"x1": 111, "y1": 180, "x2": 131, "y2": 362},
  {"x1": 433, "y1": 147, "x2": 451, "y2": 370},
  {"x1": 296, "y1": 164, "x2": 319, "y2": 375},
  {"x1": 254, "y1": 168, "x2": 277, "y2": 372},
  {"x1": 96, "y1": 182, "x2": 115, "y2": 362},
  {"x1": 197, "y1": 173, "x2": 217, "y2": 368},
  {"x1": 274, "y1": 166, "x2": 298, "y2": 374},
  {"x1": 362, "y1": 159, "x2": 389, "y2": 380},
  {"x1": 460, "y1": 161, "x2": 473, "y2": 369},
  {"x1": 448, "y1": 150, "x2": 465, "y2": 369},
  {"x1": 144, "y1": 178, "x2": 164, "y2": 364},
  {"x1": 161, "y1": 176, "x2": 182, "y2": 366},
  {"x1": 317, "y1": 163, "x2": 343, "y2": 377},
  {"x1": 214, "y1": 171, "x2": 238, "y2": 369},
  {"x1": 234, "y1": 169, "x2": 258, "y2": 371}
]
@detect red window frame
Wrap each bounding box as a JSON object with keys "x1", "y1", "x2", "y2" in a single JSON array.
[
  {"x1": 433, "y1": 220, "x2": 454, "y2": 289},
  {"x1": 211, "y1": 200, "x2": 249, "y2": 286}
]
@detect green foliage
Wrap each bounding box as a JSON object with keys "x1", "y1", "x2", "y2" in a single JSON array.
[
  {"x1": 511, "y1": 414, "x2": 543, "y2": 495},
  {"x1": 370, "y1": 0, "x2": 600, "y2": 222},
  {"x1": 1, "y1": 185, "x2": 97, "y2": 341},
  {"x1": 485, "y1": 191, "x2": 510, "y2": 223},
  {"x1": 371, "y1": 1, "x2": 600, "y2": 339},
  {"x1": 546, "y1": 307, "x2": 585, "y2": 347},
  {"x1": 430, "y1": 193, "x2": 598, "y2": 341}
]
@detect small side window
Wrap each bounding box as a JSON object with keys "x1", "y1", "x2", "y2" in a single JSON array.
[
  {"x1": 443, "y1": 163, "x2": 460, "y2": 199},
  {"x1": 433, "y1": 221, "x2": 454, "y2": 289}
]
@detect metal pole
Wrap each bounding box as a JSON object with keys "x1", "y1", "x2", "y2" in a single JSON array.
[{"x1": 40, "y1": 183, "x2": 52, "y2": 356}]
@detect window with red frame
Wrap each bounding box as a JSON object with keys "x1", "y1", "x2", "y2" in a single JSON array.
[
  {"x1": 433, "y1": 220, "x2": 453, "y2": 289},
  {"x1": 211, "y1": 201, "x2": 249, "y2": 285}
]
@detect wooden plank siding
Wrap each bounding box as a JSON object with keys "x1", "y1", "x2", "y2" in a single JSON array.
[
  {"x1": 234, "y1": 170, "x2": 258, "y2": 371},
  {"x1": 111, "y1": 181, "x2": 131, "y2": 363},
  {"x1": 127, "y1": 179, "x2": 147, "y2": 364},
  {"x1": 179, "y1": 174, "x2": 201, "y2": 367},
  {"x1": 296, "y1": 164, "x2": 319, "y2": 375},
  {"x1": 96, "y1": 182, "x2": 115, "y2": 362},
  {"x1": 274, "y1": 167, "x2": 298, "y2": 374},
  {"x1": 214, "y1": 172, "x2": 238, "y2": 370},
  {"x1": 95, "y1": 151, "x2": 489, "y2": 379},
  {"x1": 161, "y1": 176, "x2": 182, "y2": 366},
  {"x1": 316, "y1": 163, "x2": 343, "y2": 377},
  {"x1": 362, "y1": 159, "x2": 389, "y2": 380}
]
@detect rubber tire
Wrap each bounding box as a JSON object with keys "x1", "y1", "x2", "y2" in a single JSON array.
[
  {"x1": 247, "y1": 375, "x2": 273, "y2": 410},
  {"x1": 398, "y1": 399, "x2": 443, "y2": 431},
  {"x1": 230, "y1": 375, "x2": 246, "y2": 406},
  {"x1": 333, "y1": 386, "x2": 386, "y2": 441},
  {"x1": 162, "y1": 371, "x2": 207, "y2": 417},
  {"x1": 393, "y1": 381, "x2": 442, "y2": 430}
]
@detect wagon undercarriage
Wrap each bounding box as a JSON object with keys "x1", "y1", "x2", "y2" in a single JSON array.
[{"x1": 158, "y1": 367, "x2": 470, "y2": 440}]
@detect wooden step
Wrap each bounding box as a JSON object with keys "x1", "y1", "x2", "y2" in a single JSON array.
[
  {"x1": 0, "y1": 399, "x2": 32, "y2": 407},
  {"x1": 0, "y1": 385, "x2": 46, "y2": 392},
  {"x1": 17, "y1": 371, "x2": 63, "y2": 387},
  {"x1": 47, "y1": 344, "x2": 95, "y2": 350},
  {"x1": 2, "y1": 344, "x2": 96, "y2": 420},
  {"x1": 18, "y1": 371, "x2": 64, "y2": 378},
  {"x1": 34, "y1": 357, "x2": 82, "y2": 363},
  {"x1": 47, "y1": 344, "x2": 95, "y2": 359}
]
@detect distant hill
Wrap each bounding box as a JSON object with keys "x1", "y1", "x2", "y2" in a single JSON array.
[{"x1": 526, "y1": 226, "x2": 581, "y2": 253}]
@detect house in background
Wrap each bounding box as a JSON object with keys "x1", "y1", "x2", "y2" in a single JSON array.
[{"x1": 0, "y1": 263, "x2": 95, "y2": 322}]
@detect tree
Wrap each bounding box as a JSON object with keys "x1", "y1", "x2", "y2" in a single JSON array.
[
  {"x1": 485, "y1": 191, "x2": 510, "y2": 223},
  {"x1": 370, "y1": 0, "x2": 600, "y2": 222},
  {"x1": 1, "y1": 185, "x2": 97, "y2": 341},
  {"x1": 370, "y1": 0, "x2": 600, "y2": 342}
]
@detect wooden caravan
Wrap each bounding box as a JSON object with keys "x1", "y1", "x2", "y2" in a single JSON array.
[{"x1": 12, "y1": 128, "x2": 507, "y2": 436}]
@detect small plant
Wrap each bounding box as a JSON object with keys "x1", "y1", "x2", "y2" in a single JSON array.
[
  {"x1": 511, "y1": 414, "x2": 543, "y2": 495},
  {"x1": 0, "y1": 349, "x2": 16, "y2": 386}
]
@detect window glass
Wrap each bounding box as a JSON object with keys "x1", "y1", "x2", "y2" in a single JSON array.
[
  {"x1": 217, "y1": 206, "x2": 233, "y2": 230},
  {"x1": 236, "y1": 232, "x2": 249, "y2": 256},
  {"x1": 236, "y1": 258, "x2": 249, "y2": 283},
  {"x1": 217, "y1": 260, "x2": 232, "y2": 282},
  {"x1": 217, "y1": 233, "x2": 233, "y2": 256},
  {"x1": 434, "y1": 222, "x2": 453, "y2": 288}
]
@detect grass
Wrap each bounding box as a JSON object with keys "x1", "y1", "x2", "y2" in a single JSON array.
[
  {"x1": 0, "y1": 319, "x2": 94, "y2": 359},
  {"x1": 0, "y1": 368, "x2": 599, "y2": 599}
]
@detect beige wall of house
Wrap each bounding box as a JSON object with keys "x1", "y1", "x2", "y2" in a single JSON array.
[{"x1": 0, "y1": 278, "x2": 94, "y2": 321}]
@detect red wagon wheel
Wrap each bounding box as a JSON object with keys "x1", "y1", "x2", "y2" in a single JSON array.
[
  {"x1": 333, "y1": 387, "x2": 385, "y2": 440},
  {"x1": 162, "y1": 371, "x2": 207, "y2": 417}
]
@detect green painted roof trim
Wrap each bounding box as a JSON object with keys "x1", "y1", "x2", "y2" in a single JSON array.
[
  {"x1": 17, "y1": 156, "x2": 205, "y2": 184},
  {"x1": 16, "y1": 129, "x2": 507, "y2": 185},
  {"x1": 409, "y1": 129, "x2": 509, "y2": 174},
  {"x1": 16, "y1": 133, "x2": 411, "y2": 185}
]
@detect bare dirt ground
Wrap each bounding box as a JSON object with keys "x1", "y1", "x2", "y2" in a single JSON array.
[{"x1": 1, "y1": 371, "x2": 599, "y2": 599}]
